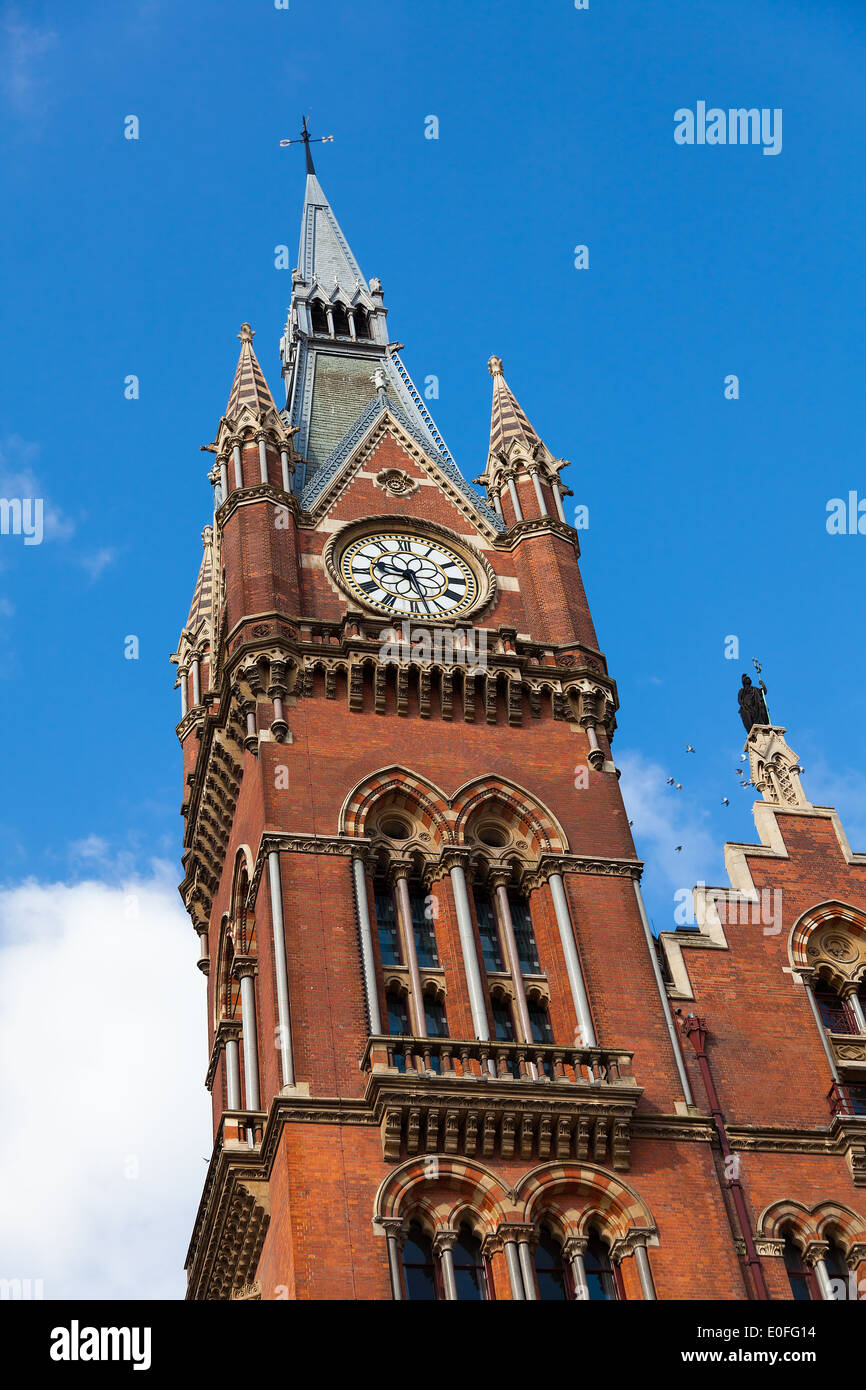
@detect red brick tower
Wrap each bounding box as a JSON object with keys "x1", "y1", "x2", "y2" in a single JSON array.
[{"x1": 173, "y1": 153, "x2": 866, "y2": 1301}]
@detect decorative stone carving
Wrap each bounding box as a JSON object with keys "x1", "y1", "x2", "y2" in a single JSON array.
[
  {"x1": 746, "y1": 724, "x2": 811, "y2": 809},
  {"x1": 373, "y1": 467, "x2": 419, "y2": 497}
]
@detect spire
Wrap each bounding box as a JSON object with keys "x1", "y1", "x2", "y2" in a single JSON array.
[
  {"x1": 487, "y1": 355, "x2": 544, "y2": 460},
  {"x1": 225, "y1": 323, "x2": 279, "y2": 421},
  {"x1": 296, "y1": 171, "x2": 367, "y2": 293},
  {"x1": 185, "y1": 526, "x2": 214, "y2": 633}
]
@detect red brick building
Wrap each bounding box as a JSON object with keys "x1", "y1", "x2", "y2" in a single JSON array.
[{"x1": 172, "y1": 148, "x2": 866, "y2": 1302}]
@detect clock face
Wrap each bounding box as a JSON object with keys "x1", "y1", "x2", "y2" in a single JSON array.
[{"x1": 339, "y1": 531, "x2": 479, "y2": 619}]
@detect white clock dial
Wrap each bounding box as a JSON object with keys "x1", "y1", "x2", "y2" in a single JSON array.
[{"x1": 339, "y1": 531, "x2": 478, "y2": 618}]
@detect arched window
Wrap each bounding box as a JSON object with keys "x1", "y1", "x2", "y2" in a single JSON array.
[
  {"x1": 584, "y1": 1229, "x2": 620, "y2": 1301},
  {"x1": 528, "y1": 999, "x2": 553, "y2": 1044},
  {"x1": 824, "y1": 1237, "x2": 850, "y2": 1295},
  {"x1": 814, "y1": 985, "x2": 857, "y2": 1035},
  {"x1": 402, "y1": 1223, "x2": 439, "y2": 1300},
  {"x1": 332, "y1": 303, "x2": 350, "y2": 337},
  {"x1": 424, "y1": 993, "x2": 448, "y2": 1039},
  {"x1": 310, "y1": 300, "x2": 329, "y2": 335},
  {"x1": 783, "y1": 1234, "x2": 818, "y2": 1301},
  {"x1": 387, "y1": 987, "x2": 410, "y2": 1037},
  {"x1": 374, "y1": 880, "x2": 402, "y2": 965},
  {"x1": 354, "y1": 307, "x2": 371, "y2": 339},
  {"x1": 533, "y1": 1224, "x2": 572, "y2": 1300},
  {"x1": 474, "y1": 888, "x2": 504, "y2": 971},
  {"x1": 510, "y1": 893, "x2": 540, "y2": 974},
  {"x1": 491, "y1": 997, "x2": 515, "y2": 1042},
  {"x1": 409, "y1": 881, "x2": 439, "y2": 967},
  {"x1": 453, "y1": 1224, "x2": 488, "y2": 1300}
]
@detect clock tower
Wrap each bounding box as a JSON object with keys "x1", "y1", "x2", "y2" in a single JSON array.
[{"x1": 174, "y1": 150, "x2": 866, "y2": 1302}]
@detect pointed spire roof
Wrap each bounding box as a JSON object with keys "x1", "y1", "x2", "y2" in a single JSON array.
[
  {"x1": 487, "y1": 355, "x2": 544, "y2": 459},
  {"x1": 185, "y1": 526, "x2": 214, "y2": 633},
  {"x1": 297, "y1": 172, "x2": 367, "y2": 293},
  {"x1": 225, "y1": 324, "x2": 279, "y2": 420}
]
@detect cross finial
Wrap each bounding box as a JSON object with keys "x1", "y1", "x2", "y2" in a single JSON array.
[
  {"x1": 488, "y1": 355, "x2": 504, "y2": 377},
  {"x1": 279, "y1": 114, "x2": 334, "y2": 175}
]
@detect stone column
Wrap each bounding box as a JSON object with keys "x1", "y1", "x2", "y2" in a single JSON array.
[
  {"x1": 802, "y1": 973, "x2": 842, "y2": 1083},
  {"x1": 843, "y1": 985, "x2": 866, "y2": 1034},
  {"x1": 280, "y1": 449, "x2": 292, "y2": 494},
  {"x1": 218, "y1": 453, "x2": 230, "y2": 500},
  {"x1": 442, "y1": 852, "x2": 489, "y2": 1041},
  {"x1": 506, "y1": 476, "x2": 523, "y2": 522},
  {"x1": 517, "y1": 1239, "x2": 537, "y2": 1301},
  {"x1": 382, "y1": 1219, "x2": 405, "y2": 1301},
  {"x1": 390, "y1": 863, "x2": 426, "y2": 1037},
  {"x1": 565, "y1": 1236, "x2": 589, "y2": 1301},
  {"x1": 546, "y1": 868, "x2": 597, "y2": 1047},
  {"x1": 178, "y1": 667, "x2": 189, "y2": 718},
  {"x1": 434, "y1": 1232, "x2": 458, "y2": 1301},
  {"x1": 195, "y1": 923, "x2": 209, "y2": 974},
  {"x1": 634, "y1": 1242, "x2": 657, "y2": 1300},
  {"x1": 191, "y1": 657, "x2": 201, "y2": 708},
  {"x1": 503, "y1": 1240, "x2": 526, "y2": 1300},
  {"x1": 257, "y1": 432, "x2": 269, "y2": 484},
  {"x1": 222, "y1": 1021, "x2": 243, "y2": 1110},
  {"x1": 490, "y1": 873, "x2": 533, "y2": 1045},
  {"x1": 552, "y1": 482, "x2": 567, "y2": 523},
  {"x1": 530, "y1": 470, "x2": 549, "y2": 517},
  {"x1": 231, "y1": 441, "x2": 243, "y2": 491},
  {"x1": 234, "y1": 958, "x2": 260, "y2": 1111},
  {"x1": 352, "y1": 854, "x2": 383, "y2": 1035},
  {"x1": 267, "y1": 849, "x2": 295, "y2": 1087},
  {"x1": 805, "y1": 1243, "x2": 835, "y2": 1300}
]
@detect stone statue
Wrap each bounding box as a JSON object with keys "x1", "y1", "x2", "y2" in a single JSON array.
[{"x1": 738, "y1": 674, "x2": 770, "y2": 732}]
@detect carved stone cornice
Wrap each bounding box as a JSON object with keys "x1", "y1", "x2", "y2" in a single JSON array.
[{"x1": 216, "y1": 483, "x2": 299, "y2": 529}]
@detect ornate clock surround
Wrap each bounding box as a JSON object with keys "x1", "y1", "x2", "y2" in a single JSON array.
[{"x1": 323, "y1": 515, "x2": 497, "y2": 623}]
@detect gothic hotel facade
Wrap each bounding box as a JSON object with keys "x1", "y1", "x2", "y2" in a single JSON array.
[{"x1": 171, "y1": 147, "x2": 866, "y2": 1301}]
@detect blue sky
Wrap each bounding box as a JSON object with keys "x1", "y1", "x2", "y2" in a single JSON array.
[{"x1": 1, "y1": 0, "x2": 865, "y2": 1294}]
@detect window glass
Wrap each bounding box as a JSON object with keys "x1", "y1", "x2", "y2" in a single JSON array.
[
  {"x1": 424, "y1": 995, "x2": 449, "y2": 1039},
  {"x1": 510, "y1": 894, "x2": 541, "y2": 974},
  {"x1": 584, "y1": 1229, "x2": 618, "y2": 1301},
  {"x1": 387, "y1": 990, "x2": 410, "y2": 1037},
  {"x1": 528, "y1": 1001, "x2": 553, "y2": 1044},
  {"x1": 783, "y1": 1236, "x2": 815, "y2": 1301},
  {"x1": 410, "y1": 884, "x2": 440, "y2": 967},
  {"x1": 474, "y1": 890, "x2": 504, "y2": 972},
  {"x1": 403, "y1": 1223, "x2": 438, "y2": 1301},
  {"x1": 453, "y1": 1224, "x2": 487, "y2": 1301},
  {"x1": 491, "y1": 998, "x2": 515, "y2": 1042},
  {"x1": 533, "y1": 1225, "x2": 571, "y2": 1301},
  {"x1": 375, "y1": 884, "x2": 402, "y2": 965}
]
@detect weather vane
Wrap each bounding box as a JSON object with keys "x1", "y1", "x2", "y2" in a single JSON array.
[{"x1": 280, "y1": 114, "x2": 334, "y2": 174}]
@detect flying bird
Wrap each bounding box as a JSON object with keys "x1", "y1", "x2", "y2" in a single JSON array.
[
  {"x1": 675, "y1": 783, "x2": 683, "y2": 791},
  {"x1": 666, "y1": 777, "x2": 675, "y2": 786},
  {"x1": 735, "y1": 768, "x2": 743, "y2": 777},
  {"x1": 674, "y1": 845, "x2": 683, "y2": 853},
  {"x1": 721, "y1": 797, "x2": 730, "y2": 806},
  {"x1": 686, "y1": 744, "x2": 696, "y2": 754}
]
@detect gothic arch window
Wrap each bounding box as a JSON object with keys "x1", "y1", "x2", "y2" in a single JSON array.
[
  {"x1": 510, "y1": 892, "x2": 540, "y2": 974},
  {"x1": 814, "y1": 984, "x2": 858, "y2": 1034},
  {"x1": 401, "y1": 1222, "x2": 440, "y2": 1300},
  {"x1": 474, "y1": 886, "x2": 504, "y2": 971},
  {"x1": 491, "y1": 993, "x2": 515, "y2": 1042},
  {"x1": 452, "y1": 1223, "x2": 489, "y2": 1301},
  {"x1": 423, "y1": 989, "x2": 448, "y2": 1039},
  {"x1": 354, "y1": 307, "x2": 371, "y2": 339},
  {"x1": 782, "y1": 1233, "x2": 819, "y2": 1301},
  {"x1": 824, "y1": 1236, "x2": 849, "y2": 1291},
  {"x1": 310, "y1": 300, "x2": 329, "y2": 335},
  {"x1": 386, "y1": 986, "x2": 410, "y2": 1038},
  {"x1": 533, "y1": 1224, "x2": 573, "y2": 1301},
  {"x1": 332, "y1": 303, "x2": 350, "y2": 337},
  {"x1": 409, "y1": 880, "x2": 439, "y2": 967},
  {"x1": 528, "y1": 997, "x2": 553, "y2": 1045},
  {"x1": 374, "y1": 878, "x2": 402, "y2": 965},
  {"x1": 584, "y1": 1228, "x2": 622, "y2": 1301}
]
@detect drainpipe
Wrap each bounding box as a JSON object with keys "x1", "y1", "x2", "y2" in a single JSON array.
[{"x1": 680, "y1": 1014, "x2": 770, "y2": 1301}]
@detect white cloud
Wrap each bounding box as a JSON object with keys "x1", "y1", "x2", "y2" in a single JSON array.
[
  {"x1": 0, "y1": 435, "x2": 75, "y2": 542},
  {"x1": 0, "y1": 10, "x2": 58, "y2": 118},
  {"x1": 0, "y1": 861, "x2": 211, "y2": 1299},
  {"x1": 617, "y1": 749, "x2": 722, "y2": 931},
  {"x1": 79, "y1": 548, "x2": 117, "y2": 582}
]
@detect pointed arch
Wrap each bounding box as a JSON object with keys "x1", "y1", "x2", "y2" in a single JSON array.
[
  {"x1": 374, "y1": 1156, "x2": 513, "y2": 1233},
  {"x1": 340, "y1": 765, "x2": 452, "y2": 842},
  {"x1": 451, "y1": 775, "x2": 569, "y2": 856},
  {"x1": 513, "y1": 1163, "x2": 656, "y2": 1243},
  {"x1": 789, "y1": 899, "x2": 866, "y2": 989},
  {"x1": 758, "y1": 1198, "x2": 866, "y2": 1253}
]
